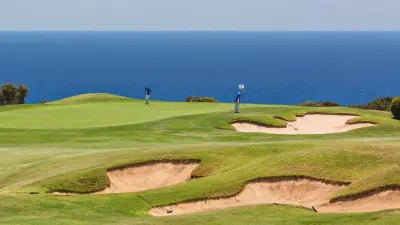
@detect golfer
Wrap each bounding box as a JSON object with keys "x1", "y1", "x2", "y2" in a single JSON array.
[
  {"x1": 144, "y1": 85, "x2": 152, "y2": 105},
  {"x1": 235, "y1": 89, "x2": 243, "y2": 113}
]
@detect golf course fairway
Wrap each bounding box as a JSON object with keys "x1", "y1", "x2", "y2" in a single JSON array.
[{"x1": 0, "y1": 93, "x2": 399, "y2": 225}]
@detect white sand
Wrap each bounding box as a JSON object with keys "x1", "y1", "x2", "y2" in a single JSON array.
[
  {"x1": 232, "y1": 114, "x2": 376, "y2": 135},
  {"x1": 149, "y1": 179, "x2": 346, "y2": 216}
]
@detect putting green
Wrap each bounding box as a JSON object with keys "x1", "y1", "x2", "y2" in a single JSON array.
[
  {"x1": 0, "y1": 94, "x2": 264, "y2": 129},
  {"x1": 0, "y1": 93, "x2": 399, "y2": 225}
]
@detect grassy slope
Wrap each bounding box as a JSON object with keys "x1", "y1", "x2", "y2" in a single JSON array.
[
  {"x1": 0, "y1": 94, "x2": 399, "y2": 225},
  {"x1": 0, "y1": 94, "x2": 256, "y2": 129},
  {"x1": 48, "y1": 93, "x2": 133, "y2": 104}
]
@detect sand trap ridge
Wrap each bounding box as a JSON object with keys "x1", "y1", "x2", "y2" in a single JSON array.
[
  {"x1": 149, "y1": 179, "x2": 400, "y2": 216},
  {"x1": 97, "y1": 161, "x2": 199, "y2": 194},
  {"x1": 232, "y1": 114, "x2": 376, "y2": 135},
  {"x1": 149, "y1": 178, "x2": 346, "y2": 216},
  {"x1": 318, "y1": 190, "x2": 400, "y2": 213},
  {"x1": 53, "y1": 161, "x2": 199, "y2": 195}
]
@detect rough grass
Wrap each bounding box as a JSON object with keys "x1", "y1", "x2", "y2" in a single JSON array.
[
  {"x1": 0, "y1": 94, "x2": 400, "y2": 225},
  {"x1": 30, "y1": 142, "x2": 399, "y2": 203},
  {"x1": 41, "y1": 168, "x2": 110, "y2": 193},
  {"x1": 331, "y1": 166, "x2": 400, "y2": 202}
]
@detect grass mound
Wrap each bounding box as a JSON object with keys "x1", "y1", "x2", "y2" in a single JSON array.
[
  {"x1": 42, "y1": 169, "x2": 110, "y2": 194},
  {"x1": 49, "y1": 93, "x2": 133, "y2": 104}
]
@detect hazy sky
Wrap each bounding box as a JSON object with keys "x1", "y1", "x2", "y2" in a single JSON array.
[{"x1": 1, "y1": 0, "x2": 400, "y2": 31}]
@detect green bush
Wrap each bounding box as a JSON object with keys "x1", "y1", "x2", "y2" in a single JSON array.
[
  {"x1": 348, "y1": 97, "x2": 393, "y2": 111},
  {"x1": 1, "y1": 83, "x2": 18, "y2": 104},
  {"x1": 390, "y1": 97, "x2": 400, "y2": 119},
  {"x1": 200, "y1": 97, "x2": 218, "y2": 103},
  {"x1": 17, "y1": 85, "x2": 29, "y2": 104},
  {"x1": 0, "y1": 92, "x2": 3, "y2": 105},
  {"x1": 40, "y1": 100, "x2": 47, "y2": 104},
  {"x1": 186, "y1": 96, "x2": 194, "y2": 102},
  {"x1": 0, "y1": 83, "x2": 29, "y2": 105},
  {"x1": 186, "y1": 96, "x2": 218, "y2": 103},
  {"x1": 298, "y1": 100, "x2": 340, "y2": 107}
]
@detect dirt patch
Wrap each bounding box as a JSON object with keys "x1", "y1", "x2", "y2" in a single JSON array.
[
  {"x1": 53, "y1": 160, "x2": 199, "y2": 195},
  {"x1": 149, "y1": 178, "x2": 346, "y2": 216},
  {"x1": 232, "y1": 114, "x2": 376, "y2": 135}
]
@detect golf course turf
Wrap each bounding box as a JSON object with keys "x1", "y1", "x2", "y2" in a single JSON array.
[{"x1": 0, "y1": 93, "x2": 399, "y2": 224}]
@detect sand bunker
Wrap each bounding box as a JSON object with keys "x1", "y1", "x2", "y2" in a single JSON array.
[
  {"x1": 149, "y1": 178, "x2": 400, "y2": 216},
  {"x1": 97, "y1": 161, "x2": 199, "y2": 194},
  {"x1": 53, "y1": 161, "x2": 199, "y2": 195},
  {"x1": 149, "y1": 178, "x2": 346, "y2": 216},
  {"x1": 318, "y1": 190, "x2": 400, "y2": 213},
  {"x1": 232, "y1": 114, "x2": 376, "y2": 135}
]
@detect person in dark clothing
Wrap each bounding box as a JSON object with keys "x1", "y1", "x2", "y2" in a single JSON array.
[
  {"x1": 235, "y1": 90, "x2": 243, "y2": 113},
  {"x1": 144, "y1": 85, "x2": 152, "y2": 105}
]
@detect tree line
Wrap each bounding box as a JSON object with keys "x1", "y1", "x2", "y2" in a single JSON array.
[
  {"x1": 298, "y1": 97, "x2": 395, "y2": 111},
  {"x1": 0, "y1": 83, "x2": 29, "y2": 105}
]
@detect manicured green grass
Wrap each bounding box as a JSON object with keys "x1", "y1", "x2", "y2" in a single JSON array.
[
  {"x1": 0, "y1": 93, "x2": 399, "y2": 225},
  {"x1": 49, "y1": 93, "x2": 133, "y2": 104},
  {"x1": 0, "y1": 94, "x2": 254, "y2": 129}
]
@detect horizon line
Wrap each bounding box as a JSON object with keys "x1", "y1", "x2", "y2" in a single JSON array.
[{"x1": 2, "y1": 30, "x2": 400, "y2": 33}]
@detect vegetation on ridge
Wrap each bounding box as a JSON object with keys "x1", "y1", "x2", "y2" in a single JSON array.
[
  {"x1": 391, "y1": 96, "x2": 400, "y2": 119},
  {"x1": 186, "y1": 96, "x2": 218, "y2": 103},
  {"x1": 298, "y1": 100, "x2": 340, "y2": 107},
  {"x1": 349, "y1": 96, "x2": 394, "y2": 111}
]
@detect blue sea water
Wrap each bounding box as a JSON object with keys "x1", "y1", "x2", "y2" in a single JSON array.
[{"x1": 0, "y1": 31, "x2": 399, "y2": 105}]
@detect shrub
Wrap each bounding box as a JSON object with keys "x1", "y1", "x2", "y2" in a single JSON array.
[
  {"x1": 390, "y1": 96, "x2": 400, "y2": 119},
  {"x1": 186, "y1": 96, "x2": 218, "y2": 103},
  {"x1": 185, "y1": 96, "x2": 194, "y2": 102},
  {"x1": 298, "y1": 100, "x2": 340, "y2": 107},
  {"x1": 320, "y1": 101, "x2": 340, "y2": 107},
  {"x1": 41, "y1": 100, "x2": 47, "y2": 104},
  {"x1": 17, "y1": 85, "x2": 29, "y2": 104},
  {"x1": 200, "y1": 97, "x2": 218, "y2": 103},
  {"x1": 0, "y1": 83, "x2": 29, "y2": 105},
  {"x1": 0, "y1": 92, "x2": 3, "y2": 105},
  {"x1": 1, "y1": 83, "x2": 18, "y2": 104},
  {"x1": 348, "y1": 97, "x2": 393, "y2": 111}
]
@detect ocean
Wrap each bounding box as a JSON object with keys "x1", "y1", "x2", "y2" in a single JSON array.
[{"x1": 0, "y1": 31, "x2": 399, "y2": 105}]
